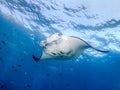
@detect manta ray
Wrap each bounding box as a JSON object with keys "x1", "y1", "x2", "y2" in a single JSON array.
[{"x1": 32, "y1": 33, "x2": 109, "y2": 61}]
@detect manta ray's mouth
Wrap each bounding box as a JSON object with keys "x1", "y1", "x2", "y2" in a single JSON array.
[
  {"x1": 40, "y1": 33, "x2": 63, "y2": 47},
  {"x1": 40, "y1": 41, "x2": 46, "y2": 47}
]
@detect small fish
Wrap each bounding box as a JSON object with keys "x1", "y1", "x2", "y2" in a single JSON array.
[
  {"x1": 11, "y1": 65, "x2": 15, "y2": 69},
  {"x1": 14, "y1": 69, "x2": 18, "y2": 72},
  {"x1": 25, "y1": 84, "x2": 31, "y2": 88},
  {"x1": 17, "y1": 64, "x2": 22, "y2": 67},
  {"x1": 1, "y1": 40, "x2": 6, "y2": 45},
  {"x1": 0, "y1": 84, "x2": 5, "y2": 88},
  {"x1": 0, "y1": 57, "x2": 2, "y2": 61}
]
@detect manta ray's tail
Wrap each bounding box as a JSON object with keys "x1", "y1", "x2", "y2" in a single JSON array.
[
  {"x1": 87, "y1": 44, "x2": 109, "y2": 53},
  {"x1": 89, "y1": 45, "x2": 109, "y2": 53}
]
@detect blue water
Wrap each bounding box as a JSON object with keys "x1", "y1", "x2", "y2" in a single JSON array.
[{"x1": 0, "y1": 0, "x2": 120, "y2": 90}]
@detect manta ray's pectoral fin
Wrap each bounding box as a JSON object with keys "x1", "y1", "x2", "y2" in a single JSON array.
[{"x1": 70, "y1": 36, "x2": 109, "y2": 53}]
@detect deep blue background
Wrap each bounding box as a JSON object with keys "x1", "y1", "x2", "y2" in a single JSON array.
[
  {"x1": 0, "y1": 14, "x2": 120, "y2": 90},
  {"x1": 0, "y1": 0, "x2": 120, "y2": 90}
]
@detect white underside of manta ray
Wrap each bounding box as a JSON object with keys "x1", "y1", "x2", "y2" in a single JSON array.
[{"x1": 32, "y1": 33, "x2": 109, "y2": 61}]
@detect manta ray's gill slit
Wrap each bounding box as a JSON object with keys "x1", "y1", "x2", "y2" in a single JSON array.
[
  {"x1": 66, "y1": 50, "x2": 72, "y2": 55},
  {"x1": 51, "y1": 52, "x2": 57, "y2": 55},
  {"x1": 60, "y1": 51, "x2": 64, "y2": 54}
]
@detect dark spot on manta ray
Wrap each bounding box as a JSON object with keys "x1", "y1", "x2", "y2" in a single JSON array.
[
  {"x1": 57, "y1": 53, "x2": 65, "y2": 57},
  {"x1": 57, "y1": 53, "x2": 62, "y2": 56},
  {"x1": 51, "y1": 52, "x2": 57, "y2": 55},
  {"x1": 1, "y1": 40, "x2": 6, "y2": 45},
  {"x1": 0, "y1": 47, "x2": 2, "y2": 50},
  {"x1": 66, "y1": 50, "x2": 72, "y2": 55},
  {"x1": 0, "y1": 84, "x2": 5, "y2": 88},
  {"x1": 60, "y1": 51, "x2": 64, "y2": 54}
]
